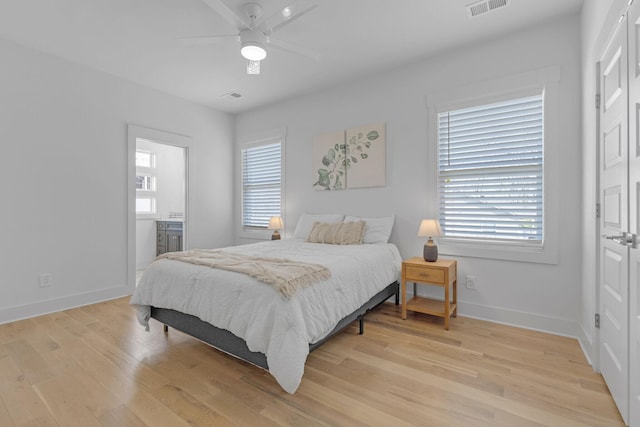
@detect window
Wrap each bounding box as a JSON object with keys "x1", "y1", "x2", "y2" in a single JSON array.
[
  {"x1": 135, "y1": 174, "x2": 155, "y2": 191},
  {"x1": 427, "y1": 67, "x2": 560, "y2": 264},
  {"x1": 241, "y1": 139, "x2": 282, "y2": 230},
  {"x1": 135, "y1": 150, "x2": 154, "y2": 168},
  {"x1": 438, "y1": 94, "x2": 543, "y2": 243},
  {"x1": 135, "y1": 149, "x2": 156, "y2": 215},
  {"x1": 135, "y1": 197, "x2": 155, "y2": 214}
]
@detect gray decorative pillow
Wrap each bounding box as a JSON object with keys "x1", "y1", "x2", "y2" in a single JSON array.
[{"x1": 307, "y1": 221, "x2": 366, "y2": 245}]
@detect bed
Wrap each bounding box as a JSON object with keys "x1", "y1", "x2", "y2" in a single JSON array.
[{"x1": 130, "y1": 215, "x2": 401, "y2": 393}]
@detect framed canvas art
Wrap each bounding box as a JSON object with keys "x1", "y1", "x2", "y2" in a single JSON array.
[
  {"x1": 345, "y1": 122, "x2": 386, "y2": 189},
  {"x1": 312, "y1": 122, "x2": 386, "y2": 190},
  {"x1": 312, "y1": 130, "x2": 346, "y2": 191}
]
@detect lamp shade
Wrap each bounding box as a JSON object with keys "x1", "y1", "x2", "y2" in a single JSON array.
[
  {"x1": 268, "y1": 216, "x2": 283, "y2": 230},
  {"x1": 417, "y1": 219, "x2": 442, "y2": 238}
]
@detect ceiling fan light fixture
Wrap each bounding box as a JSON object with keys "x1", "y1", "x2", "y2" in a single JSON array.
[
  {"x1": 247, "y1": 59, "x2": 261, "y2": 74},
  {"x1": 240, "y1": 29, "x2": 267, "y2": 61}
]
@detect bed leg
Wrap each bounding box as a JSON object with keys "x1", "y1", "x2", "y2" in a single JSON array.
[
  {"x1": 395, "y1": 290, "x2": 400, "y2": 305},
  {"x1": 163, "y1": 324, "x2": 168, "y2": 333},
  {"x1": 358, "y1": 316, "x2": 364, "y2": 335}
]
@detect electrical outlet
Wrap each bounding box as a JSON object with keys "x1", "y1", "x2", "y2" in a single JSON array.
[
  {"x1": 39, "y1": 273, "x2": 51, "y2": 288},
  {"x1": 466, "y1": 275, "x2": 477, "y2": 290}
]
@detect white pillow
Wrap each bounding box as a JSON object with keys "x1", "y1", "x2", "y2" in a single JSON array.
[
  {"x1": 344, "y1": 215, "x2": 395, "y2": 244},
  {"x1": 293, "y1": 213, "x2": 345, "y2": 239}
]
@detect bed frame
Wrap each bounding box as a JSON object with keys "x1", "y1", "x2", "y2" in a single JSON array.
[{"x1": 150, "y1": 281, "x2": 399, "y2": 370}]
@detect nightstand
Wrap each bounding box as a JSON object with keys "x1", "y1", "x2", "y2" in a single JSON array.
[{"x1": 401, "y1": 257, "x2": 457, "y2": 329}]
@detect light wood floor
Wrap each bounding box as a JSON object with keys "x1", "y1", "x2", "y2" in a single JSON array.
[{"x1": 0, "y1": 297, "x2": 624, "y2": 427}]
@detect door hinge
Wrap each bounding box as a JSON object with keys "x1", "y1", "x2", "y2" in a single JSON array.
[
  {"x1": 595, "y1": 93, "x2": 601, "y2": 109},
  {"x1": 596, "y1": 203, "x2": 601, "y2": 218},
  {"x1": 595, "y1": 313, "x2": 600, "y2": 328}
]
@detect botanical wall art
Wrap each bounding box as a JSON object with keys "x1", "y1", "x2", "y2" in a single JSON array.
[
  {"x1": 312, "y1": 130, "x2": 346, "y2": 190},
  {"x1": 312, "y1": 122, "x2": 386, "y2": 191}
]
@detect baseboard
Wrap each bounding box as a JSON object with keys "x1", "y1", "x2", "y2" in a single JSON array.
[
  {"x1": 0, "y1": 285, "x2": 131, "y2": 325},
  {"x1": 577, "y1": 323, "x2": 595, "y2": 367},
  {"x1": 457, "y1": 300, "x2": 578, "y2": 338}
]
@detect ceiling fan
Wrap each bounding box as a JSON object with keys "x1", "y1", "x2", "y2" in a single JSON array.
[{"x1": 183, "y1": 0, "x2": 320, "y2": 74}]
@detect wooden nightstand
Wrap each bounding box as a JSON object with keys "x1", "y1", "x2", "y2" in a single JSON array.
[{"x1": 401, "y1": 257, "x2": 457, "y2": 329}]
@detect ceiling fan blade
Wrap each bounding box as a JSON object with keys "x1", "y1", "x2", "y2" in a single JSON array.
[
  {"x1": 179, "y1": 35, "x2": 239, "y2": 46},
  {"x1": 267, "y1": 37, "x2": 322, "y2": 61},
  {"x1": 201, "y1": 0, "x2": 250, "y2": 29},
  {"x1": 260, "y1": 0, "x2": 318, "y2": 36}
]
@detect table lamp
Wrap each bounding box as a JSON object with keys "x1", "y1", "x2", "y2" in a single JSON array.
[
  {"x1": 418, "y1": 219, "x2": 442, "y2": 262},
  {"x1": 268, "y1": 216, "x2": 283, "y2": 240}
]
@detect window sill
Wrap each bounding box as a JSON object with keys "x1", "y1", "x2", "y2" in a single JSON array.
[
  {"x1": 239, "y1": 228, "x2": 275, "y2": 241},
  {"x1": 136, "y1": 214, "x2": 159, "y2": 221},
  {"x1": 439, "y1": 239, "x2": 557, "y2": 265}
]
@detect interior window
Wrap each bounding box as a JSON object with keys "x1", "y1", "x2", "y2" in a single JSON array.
[
  {"x1": 135, "y1": 149, "x2": 157, "y2": 215},
  {"x1": 437, "y1": 94, "x2": 544, "y2": 244},
  {"x1": 241, "y1": 140, "x2": 282, "y2": 229}
]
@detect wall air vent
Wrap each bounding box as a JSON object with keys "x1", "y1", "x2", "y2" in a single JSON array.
[
  {"x1": 220, "y1": 91, "x2": 242, "y2": 100},
  {"x1": 466, "y1": 0, "x2": 509, "y2": 18}
]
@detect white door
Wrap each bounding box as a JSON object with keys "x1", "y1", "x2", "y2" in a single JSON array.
[
  {"x1": 628, "y1": 2, "x2": 640, "y2": 424},
  {"x1": 599, "y1": 15, "x2": 630, "y2": 425}
]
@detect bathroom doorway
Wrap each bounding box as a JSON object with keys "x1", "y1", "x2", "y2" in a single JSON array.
[{"x1": 127, "y1": 125, "x2": 190, "y2": 290}]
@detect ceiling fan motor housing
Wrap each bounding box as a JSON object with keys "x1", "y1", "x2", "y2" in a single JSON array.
[{"x1": 240, "y1": 28, "x2": 267, "y2": 60}]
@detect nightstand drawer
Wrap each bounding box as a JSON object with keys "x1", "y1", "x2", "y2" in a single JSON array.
[{"x1": 404, "y1": 266, "x2": 445, "y2": 284}]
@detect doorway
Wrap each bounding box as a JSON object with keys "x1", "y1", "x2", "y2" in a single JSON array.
[{"x1": 127, "y1": 125, "x2": 191, "y2": 292}]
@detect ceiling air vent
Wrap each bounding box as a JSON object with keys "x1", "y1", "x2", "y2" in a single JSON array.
[
  {"x1": 220, "y1": 91, "x2": 242, "y2": 100},
  {"x1": 466, "y1": 0, "x2": 509, "y2": 18}
]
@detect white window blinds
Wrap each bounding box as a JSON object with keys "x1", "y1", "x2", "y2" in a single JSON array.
[
  {"x1": 438, "y1": 94, "x2": 543, "y2": 242},
  {"x1": 242, "y1": 140, "x2": 282, "y2": 229}
]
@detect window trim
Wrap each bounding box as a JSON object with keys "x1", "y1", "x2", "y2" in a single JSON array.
[
  {"x1": 237, "y1": 128, "x2": 286, "y2": 240},
  {"x1": 426, "y1": 67, "x2": 559, "y2": 264}
]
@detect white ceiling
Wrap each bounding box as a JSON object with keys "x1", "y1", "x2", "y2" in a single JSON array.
[{"x1": 0, "y1": 0, "x2": 583, "y2": 114}]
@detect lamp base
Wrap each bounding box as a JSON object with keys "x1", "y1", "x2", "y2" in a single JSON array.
[
  {"x1": 423, "y1": 240, "x2": 438, "y2": 262},
  {"x1": 271, "y1": 231, "x2": 281, "y2": 240}
]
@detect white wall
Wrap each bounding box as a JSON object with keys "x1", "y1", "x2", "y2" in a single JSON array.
[
  {"x1": 579, "y1": 0, "x2": 626, "y2": 364},
  {"x1": 236, "y1": 15, "x2": 582, "y2": 336},
  {"x1": 136, "y1": 218, "x2": 156, "y2": 269},
  {"x1": 0, "y1": 37, "x2": 235, "y2": 324}
]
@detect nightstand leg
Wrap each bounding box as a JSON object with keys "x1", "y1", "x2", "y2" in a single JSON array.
[
  {"x1": 401, "y1": 279, "x2": 407, "y2": 319},
  {"x1": 444, "y1": 281, "x2": 450, "y2": 330},
  {"x1": 452, "y1": 279, "x2": 457, "y2": 317}
]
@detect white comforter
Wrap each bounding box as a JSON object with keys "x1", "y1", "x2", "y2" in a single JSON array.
[{"x1": 130, "y1": 239, "x2": 401, "y2": 393}]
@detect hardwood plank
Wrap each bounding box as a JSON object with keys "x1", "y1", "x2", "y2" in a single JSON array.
[
  {"x1": 32, "y1": 372, "x2": 120, "y2": 426},
  {"x1": 4, "y1": 340, "x2": 53, "y2": 385},
  {"x1": 150, "y1": 384, "x2": 234, "y2": 427},
  {"x1": 98, "y1": 404, "x2": 147, "y2": 427},
  {"x1": 18, "y1": 415, "x2": 59, "y2": 427},
  {"x1": 79, "y1": 329, "x2": 169, "y2": 393},
  {"x1": 0, "y1": 395, "x2": 16, "y2": 427},
  {"x1": 0, "y1": 298, "x2": 625, "y2": 427},
  {"x1": 126, "y1": 391, "x2": 191, "y2": 427},
  {"x1": 0, "y1": 354, "x2": 53, "y2": 425},
  {"x1": 32, "y1": 375, "x2": 102, "y2": 427}
]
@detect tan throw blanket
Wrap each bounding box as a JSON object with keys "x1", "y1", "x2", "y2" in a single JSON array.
[{"x1": 157, "y1": 249, "x2": 331, "y2": 298}]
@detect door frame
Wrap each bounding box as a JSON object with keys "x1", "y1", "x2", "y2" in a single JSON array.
[
  {"x1": 126, "y1": 124, "x2": 192, "y2": 293},
  {"x1": 594, "y1": 58, "x2": 602, "y2": 373}
]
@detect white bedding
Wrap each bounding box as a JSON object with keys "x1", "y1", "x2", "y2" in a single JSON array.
[{"x1": 130, "y1": 239, "x2": 402, "y2": 393}]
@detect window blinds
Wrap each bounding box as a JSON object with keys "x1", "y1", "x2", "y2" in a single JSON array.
[
  {"x1": 242, "y1": 141, "x2": 281, "y2": 229},
  {"x1": 438, "y1": 94, "x2": 543, "y2": 242}
]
